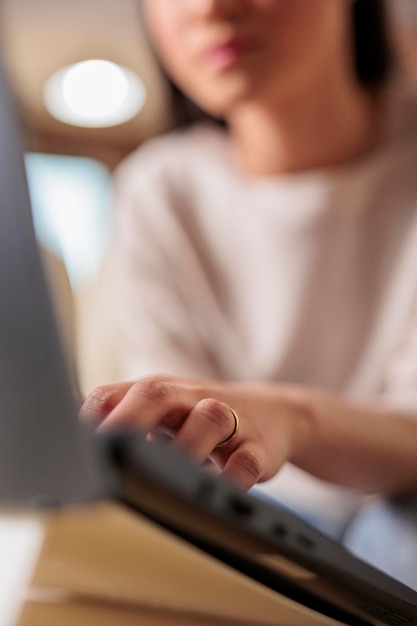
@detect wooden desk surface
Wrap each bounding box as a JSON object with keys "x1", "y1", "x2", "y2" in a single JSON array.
[{"x1": 12, "y1": 502, "x2": 344, "y2": 626}]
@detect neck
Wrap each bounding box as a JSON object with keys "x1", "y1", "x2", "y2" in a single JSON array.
[{"x1": 228, "y1": 68, "x2": 379, "y2": 177}]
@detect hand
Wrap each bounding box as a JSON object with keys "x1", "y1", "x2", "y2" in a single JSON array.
[{"x1": 81, "y1": 376, "x2": 314, "y2": 490}]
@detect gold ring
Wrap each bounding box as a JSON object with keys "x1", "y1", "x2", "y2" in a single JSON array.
[{"x1": 217, "y1": 404, "x2": 240, "y2": 447}]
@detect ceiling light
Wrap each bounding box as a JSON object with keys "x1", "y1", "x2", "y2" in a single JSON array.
[{"x1": 43, "y1": 60, "x2": 147, "y2": 128}]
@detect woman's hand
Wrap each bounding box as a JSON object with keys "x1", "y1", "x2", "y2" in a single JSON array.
[
  {"x1": 81, "y1": 375, "x2": 417, "y2": 495},
  {"x1": 81, "y1": 376, "x2": 314, "y2": 490}
]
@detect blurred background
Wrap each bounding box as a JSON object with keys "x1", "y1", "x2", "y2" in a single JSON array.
[{"x1": 1, "y1": 0, "x2": 417, "y2": 392}]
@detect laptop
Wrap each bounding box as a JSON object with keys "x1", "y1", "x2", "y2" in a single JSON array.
[{"x1": 1, "y1": 56, "x2": 417, "y2": 626}]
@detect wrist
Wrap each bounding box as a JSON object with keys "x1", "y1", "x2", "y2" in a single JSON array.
[{"x1": 277, "y1": 385, "x2": 320, "y2": 466}]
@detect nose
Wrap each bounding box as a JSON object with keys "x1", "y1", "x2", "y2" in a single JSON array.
[{"x1": 188, "y1": 0, "x2": 245, "y2": 22}]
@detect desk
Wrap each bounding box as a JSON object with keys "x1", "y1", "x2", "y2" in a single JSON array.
[{"x1": 6, "y1": 503, "x2": 345, "y2": 626}]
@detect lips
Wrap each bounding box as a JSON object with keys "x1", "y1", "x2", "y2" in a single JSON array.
[{"x1": 205, "y1": 37, "x2": 247, "y2": 71}]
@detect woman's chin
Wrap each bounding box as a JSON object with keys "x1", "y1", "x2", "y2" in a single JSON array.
[{"x1": 193, "y1": 79, "x2": 263, "y2": 120}]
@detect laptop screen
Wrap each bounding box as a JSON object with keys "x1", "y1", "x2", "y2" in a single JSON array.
[{"x1": 0, "y1": 59, "x2": 103, "y2": 505}]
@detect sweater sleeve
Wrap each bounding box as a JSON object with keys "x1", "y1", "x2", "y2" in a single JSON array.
[
  {"x1": 379, "y1": 295, "x2": 417, "y2": 415},
  {"x1": 108, "y1": 145, "x2": 218, "y2": 381}
]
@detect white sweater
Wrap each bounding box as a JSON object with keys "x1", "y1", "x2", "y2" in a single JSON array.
[{"x1": 103, "y1": 85, "x2": 417, "y2": 532}]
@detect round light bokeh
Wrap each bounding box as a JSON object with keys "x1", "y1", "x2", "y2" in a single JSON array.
[{"x1": 43, "y1": 60, "x2": 147, "y2": 128}]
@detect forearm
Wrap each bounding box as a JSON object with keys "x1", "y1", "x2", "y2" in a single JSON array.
[{"x1": 292, "y1": 389, "x2": 417, "y2": 496}]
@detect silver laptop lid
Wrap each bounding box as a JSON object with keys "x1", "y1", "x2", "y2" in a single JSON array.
[{"x1": 0, "y1": 59, "x2": 104, "y2": 505}]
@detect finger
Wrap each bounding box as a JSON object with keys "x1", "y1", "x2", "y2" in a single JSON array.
[
  {"x1": 221, "y1": 443, "x2": 265, "y2": 491},
  {"x1": 80, "y1": 374, "x2": 204, "y2": 426},
  {"x1": 80, "y1": 382, "x2": 135, "y2": 424},
  {"x1": 146, "y1": 432, "x2": 174, "y2": 444},
  {"x1": 99, "y1": 378, "x2": 195, "y2": 433},
  {"x1": 173, "y1": 399, "x2": 239, "y2": 463}
]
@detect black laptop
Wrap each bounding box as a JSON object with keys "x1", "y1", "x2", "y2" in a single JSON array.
[{"x1": 1, "y1": 57, "x2": 417, "y2": 626}]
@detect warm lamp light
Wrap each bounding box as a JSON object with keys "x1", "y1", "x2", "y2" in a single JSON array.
[{"x1": 43, "y1": 60, "x2": 147, "y2": 127}]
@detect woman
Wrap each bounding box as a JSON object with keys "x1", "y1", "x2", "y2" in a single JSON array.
[{"x1": 83, "y1": 0, "x2": 417, "y2": 535}]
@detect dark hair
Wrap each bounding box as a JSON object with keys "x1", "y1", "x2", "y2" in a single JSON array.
[
  {"x1": 144, "y1": 0, "x2": 394, "y2": 129},
  {"x1": 352, "y1": 0, "x2": 392, "y2": 87}
]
